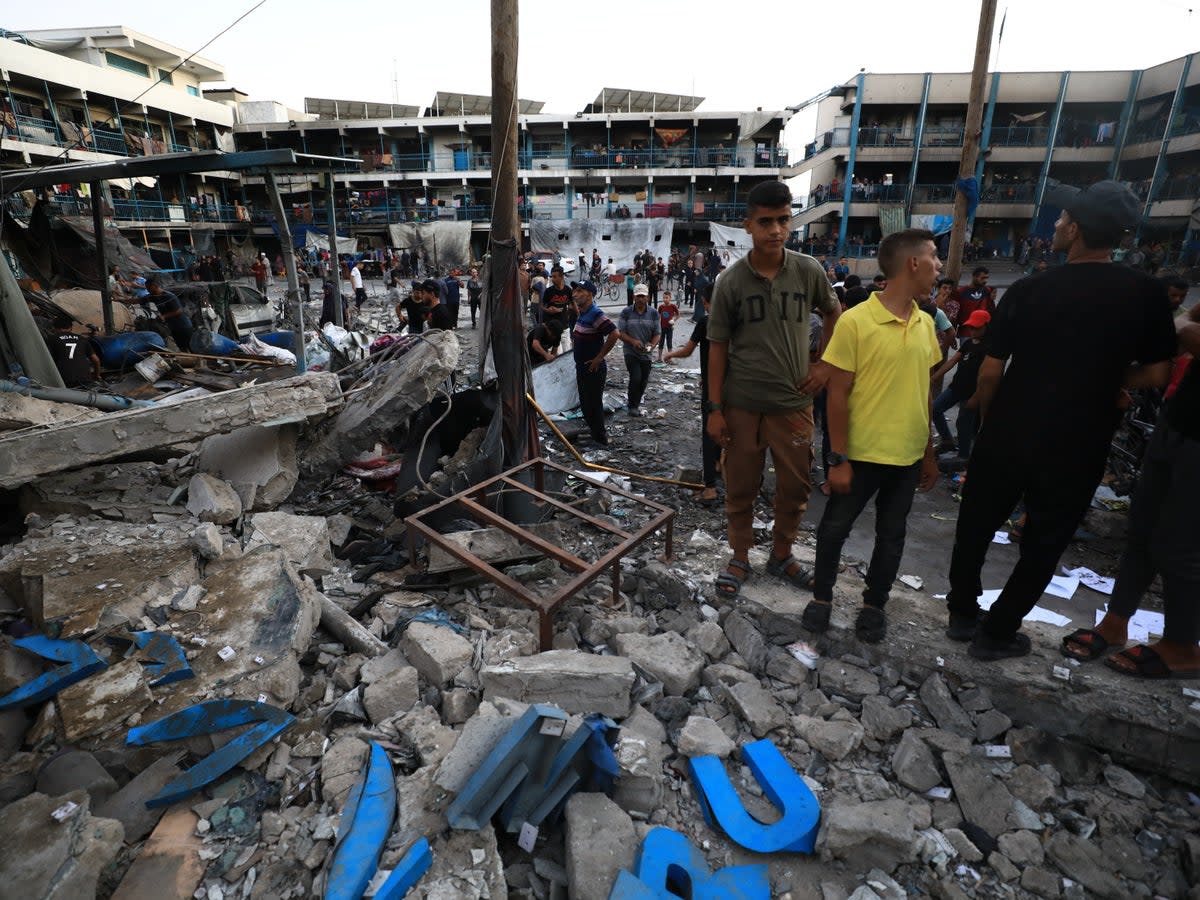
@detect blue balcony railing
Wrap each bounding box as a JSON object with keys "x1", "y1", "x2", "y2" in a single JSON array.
[
  {"x1": 358, "y1": 144, "x2": 787, "y2": 174},
  {"x1": 14, "y1": 114, "x2": 59, "y2": 145}
]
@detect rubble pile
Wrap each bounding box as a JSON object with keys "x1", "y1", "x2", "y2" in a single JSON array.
[{"x1": 1, "y1": 461, "x2": 1198, "y2": 900}]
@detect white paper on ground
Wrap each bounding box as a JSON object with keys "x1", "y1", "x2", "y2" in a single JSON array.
[
  {"x1": 1094, "y1": 607, "x2": 1165, "y2": 642},
  {"x1": 977, "y1": 589, "x2": 1072, "y2": 627},
  {"x1": 1044, "y1": 575, "x2": 1080, "y2": 600},
  {"x1": 1062, "y1": 565, "x2": 1115, "y2": 595},
  {"x1": 992, "y1": 531, "x2": 1012, "y2": 544}
]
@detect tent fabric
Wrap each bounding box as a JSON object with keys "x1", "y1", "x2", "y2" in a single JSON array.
[
  {"x1": 303, "y1": 229, "x2": 357, "y2": 255},
  {"x1": 707, "y1": 222, "x2": 753, "y2": 265},
  {"x1": 387, "y1": 222, "x2": 473, "y2": 270},
  {"x1": 528, "y1": 219, "x2": 675, "y2": 273},
  {"x1": 59, "y1": 216, "x2": 160, "y2": 275},
  {"x1": 736, "y1": 112, "x2": 774, "y2": 141},
  {"x1": 1010, "y1": 111, "x2": 1047, "y2": 123},
  {"x1": 911, "y1": 214, "x2": 956, "y2": 236}
]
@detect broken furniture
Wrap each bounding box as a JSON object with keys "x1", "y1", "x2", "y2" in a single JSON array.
[{"x1": 405, "y1": 457, "x2": 674, "y2": 650}]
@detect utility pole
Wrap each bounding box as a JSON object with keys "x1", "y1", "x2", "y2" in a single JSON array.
[
  {"x1": 945, "y1": 0, "x2": 998, "y2": 285},
  {"x1": 488, "y1": 0, "x2": 530, "y2": 466}
]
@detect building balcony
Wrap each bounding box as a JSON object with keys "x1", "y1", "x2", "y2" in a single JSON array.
[{"x1": 12, "y1": 195, "x2": 249, "y2": 226}]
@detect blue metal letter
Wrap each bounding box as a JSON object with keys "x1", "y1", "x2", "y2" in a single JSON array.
[
  {"x1": 373, "y1": 838, "x2": 433, "y2": 900},
  {"x1": 608, "y1": 827, "x2": 769, "y2": 900},
  {"x1": 688, "y1": 739, "x2": 820, "y2": 854},
  {"x1": 326, "y1": 741, "x2": 396, "y2": 900},
  {"x1": 127, "y1": 699, "x2": 294, "y2": 807},
  {"x1": 0, "y1": 635, "x2": 106, "y2": 710},
  {"x1": 109, "y1": 631, "x2": 193, "y2": 686}
]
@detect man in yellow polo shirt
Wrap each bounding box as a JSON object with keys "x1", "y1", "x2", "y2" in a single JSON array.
[{"x1": 802, "y1": 228, "x2": 942, "y2": 643}]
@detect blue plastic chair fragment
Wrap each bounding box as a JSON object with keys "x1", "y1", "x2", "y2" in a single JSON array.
[
  {"x1": 326, "y1": 741, "x2": 396, "y2": 900},
  {"x1": 126, "y1": 698, "x2": 294, "y2": 807},
  {"x1": 0, "y1": 635, "x2": 106, "y2": 710},
  {"x1": 688, "y1": 738, "x2": 821, "y2": 854}
]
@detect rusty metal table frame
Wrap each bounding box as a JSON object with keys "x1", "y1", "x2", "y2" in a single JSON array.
[{"x1": 404, "y1": 457, "x2": 675, "y2": 650}]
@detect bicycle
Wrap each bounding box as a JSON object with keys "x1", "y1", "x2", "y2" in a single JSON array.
[{"x1": 599, "y1": 276, "x2": 622, "y2": 303}]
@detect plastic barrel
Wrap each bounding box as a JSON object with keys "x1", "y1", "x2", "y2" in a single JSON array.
[
  {"x1": 93, "y1": 332, "x2": 166, "y2": 368},
  {"x1": 189, "y1": 329, "x2": 241, "y2": 356},
  {"x1": 255, "y1": 331, "x2": 296, "y2": 350}
]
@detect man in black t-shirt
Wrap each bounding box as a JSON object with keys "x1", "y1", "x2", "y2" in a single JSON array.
[
  {"x1": 526, "y1": 320, "x2": 564, "y2": 366},
  {"x1": 44, "y1": 315, "x2": 101, "y2": 386},
  {"x1": 945, "y1": 180, "x2": 1179, "y2": 659},
  {"x1": 144, "y1": 277, "x2": 193, "y2": 352},
  {"x1": 930, "y1": 310, "x2": 989, "y2": 461},
  {"x1": 423, "y1": 279, "x2": 455, "y2": 331},
  {"x1": 540, "y1": 266, "x2": 573, "y2": 338}
]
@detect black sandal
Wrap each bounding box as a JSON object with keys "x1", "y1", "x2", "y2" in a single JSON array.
[
  {"x1": 765, "y1": 553, "x2": 814, "y2": 590},
  {"x1": 715, "y1": 558, "x2": 751, "y2": 599},
  {"x1": 855, "y1": 605, "x2": 888, "y2": 644},
  {"x1": 801, "y1": 599, "x2": 832, "y2": 633},
  {"x1": 1061, "y1": 628, "x2": 1122, "y2": 662}
]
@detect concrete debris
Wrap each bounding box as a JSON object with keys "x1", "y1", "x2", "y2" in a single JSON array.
[{"x1": 0, "y1": 334, "x2": 1194, "y2": 900}]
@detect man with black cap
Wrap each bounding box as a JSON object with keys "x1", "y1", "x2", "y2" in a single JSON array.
[
  {"x1": 944, "y1": 180, "x2": 1179, "y2": 660},
  {"x1": 569, "y1": 279, "x2": 619, "y2": 445},
  {"x1": 423, "y1": 278, "x2": 454, "y2": 331}
]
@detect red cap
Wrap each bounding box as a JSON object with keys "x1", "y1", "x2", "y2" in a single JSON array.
[{"x1": 963, "y1": 310, "x2": 991, "y2": 329}]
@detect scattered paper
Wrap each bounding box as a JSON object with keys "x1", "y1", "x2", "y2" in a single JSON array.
[
  {"x1": 1095, "y1": 608, "x2": 1166, "y2": 642},
  {"x1": 899, "y1": 574, "x2": 924, "y2": 590},
  {"x1": 1052, "y1": 666, "x2": 1072, "y2": 682},
  {"x1": 1044, "y1": 575, "x2": 1080, "y2": 600},
  {"x1": 984, "y1": 744, "x2": 1012, "y2": 759},
  {"x1": 992, "y1": 531, "x2": 1012, "y2": 545},
  {"x1": 50, "y1": 801, "x2": 79, "y2": 822},
  {"x1": 217, "y1": 645, "x2": 237, "y2": 661},
  {"x1": 1063, "y1": 566, "x2": 1115, "y2": 595},
  {"x1": 925, "y1": 786, "x2": 953, "y2": 801}
]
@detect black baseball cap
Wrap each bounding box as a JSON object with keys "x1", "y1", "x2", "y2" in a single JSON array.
[
  {"x1": 1044, "y1": 179, "x2": 1141, "y2": 234},
  {"x1": 421, "y1": 278, "x2": 442, "y2": 294},
  {"x1": 570, "y1": 280, "x2": 597, "y2": 295}
]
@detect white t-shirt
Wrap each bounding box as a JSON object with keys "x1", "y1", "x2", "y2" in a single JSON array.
[
  {"x1": 603, "y1": 262, "x2": 616, "y2": 277},
  {"x1": 350, "y1": 267, "x2": 364, "y2": 289}
]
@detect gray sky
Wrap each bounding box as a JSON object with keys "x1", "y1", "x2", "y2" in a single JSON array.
[{"x1": 15, "y1": 0, "x2": 1200, "y2": 152}]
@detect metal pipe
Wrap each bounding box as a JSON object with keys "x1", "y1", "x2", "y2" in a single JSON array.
[
  {"x1": 0, "y1": 380, "x2": 154, "y2": 411},
  {"x1": 526, "y1": 392, "x2": 703, "y2": 490}
]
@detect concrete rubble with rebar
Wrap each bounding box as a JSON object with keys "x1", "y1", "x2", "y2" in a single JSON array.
[{"x1": 0, "y1": 282, "x2": 1197, "y2": 900}]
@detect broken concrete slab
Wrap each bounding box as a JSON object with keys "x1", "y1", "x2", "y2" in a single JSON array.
[
  {"x1": 919, "y1": 674, "x2": 975, "y2": 738},
  {"x1": 35, "y1": 749, "x2": 118, "y2": 805},
  {"x1": 55, "y1": 658, "x2": 153, "y2": 743},
  {"x1": 426, "y1": 523, "x2": 565, "y2": 574},
  {"x1": 185, "y1": 472, "x2": 242, "y2": 524},
  {"x1": 611, "y1": 631, "x2": 704, "y2": 696},
  {"x1": 860, "y1": 695, "x2": 914, "y2": 742},
  {"x1": 891, "y1": 730, "x2": 941, "y2": 794},
  {"x1": 818, "y1": 798, "x2": 925, "y2": 874},
  {"x1": 434, "y1": 712, "x2": 515, "y2": 795},
  {"x1": 196, "y1": 423, "x2": 299, "y2": 512},
  {"x1": 676, "y1": 716, "x2": 736, "y2": 759},
  {"x1": 720, "y1": 680, "x2": 787, "y2": 738},
  {"x1": 321, "y1": 735, "x2": 370, "y2": 808},
  {"x1": 818, "y1": 658, "x2": 881, "y2": 701},
  {"x1": 362, "y1": 665, "x2": 419, "y2": 723},
  {"x1": 565, "y1": 793, "x2": 637, "y2": 900},
  {"x1": 1046, "y1": 830, "x2": 1126, "y2": 899},
  {"x1": 246, "y1": 511, "x2": 334, "y2": 572},
  {"x1": 94, "y1": 753, "x2": 185, "y2": 843},
  {"x1": 0, "y1": 520, "x2": 200, "y2": 633},
  {"x1": 480, "y1": 651, "x2": 635, "y2": 718},
  {"x1": 401, "y1": 621, "x2": 474, "y2": 686},
  {"x1": 0, "y1": 392, "x2": 103, "y2": 431},
  {"x1": 301, "y1": 330, "x2": 459, "y2": 478},
  {"x1": 0, "y1": 790, "x2": 124, "y2": 900},
  {"x1": 942, "y1": 751, "x2": 1017, "y2": 840},
  {"x1": 0, "y1": 371, "x2": 340, "y2": 489},
  {"x1": 612, "y1": 732, "x2": 666, "y2": 816},
  {"x1": 18, "y1": 462, "x2": 178, "y2": 524}
]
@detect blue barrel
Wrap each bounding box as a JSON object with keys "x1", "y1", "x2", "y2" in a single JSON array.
[
  {"x1": 255, "y1": 331, "x2": 296, "y2": 350},
  {"x1": 454, "y1": 149, "x2": 469, "y2": 171},
  {"x1": 93, "y1": 332, "x2": 166, "y2": 368},
  {"x1": 189, "y1": 329, "x2": 241, "y2": 356}
]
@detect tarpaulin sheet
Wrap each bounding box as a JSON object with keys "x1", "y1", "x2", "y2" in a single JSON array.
[
  {"x1": 59, "y1": 216, "x2": 160, "y2": 276},
  {"x1": 529, "y1": 219, "x2": 675, "y2": 273},
  {"x1": 707, "y1": 222, "x2": 753, "y2": 265},
  {"x1": 911, "y1": 214, "x2": 956, "y2": 236},
  {"x1": 304, "y1": 230, "x2": 358, "y2": 255},
  {"x1": 388, "y1": 222, "x2": 473, "y2": 270},
  {"x1": 878, "y1": 205, "x2": 907, "y2": 238}
]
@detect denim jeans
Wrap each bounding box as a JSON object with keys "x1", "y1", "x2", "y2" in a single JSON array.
[
  {"x1": 813, "y1": 459, "x2": 921, "y2": 608},
  {"x1": 625, "y1": 355, "x2": 651, "y2": 410},
  {"x1": 932, "y1": 388, "x2": 978, "y2": 456}
]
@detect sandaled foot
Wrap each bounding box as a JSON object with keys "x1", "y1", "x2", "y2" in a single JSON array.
[
  {"x1": 856, "y1": 605, "x2": 887, "y2": 644},
  {"x1": 695, "y1": 488, "x2": 719, "y2": 507},
  {"x1": 969, "y1": 630, "x2": 1031, "y2": 661},
  {"x1": 1105, "y1": 645, "x2": 1200, "y2": 680},
  {"x1": 715, "y1": 557, "x2": 751, "y2": 599},
  {"x1": 801, "y1": 599, "x2": 832, "y2": 633},
  {"x1": 1061, "y1": 628, "x2": 1123, "y2": 662},
  {"x1": 766, "y1": 553, "x2": 814, "y2": 590}
]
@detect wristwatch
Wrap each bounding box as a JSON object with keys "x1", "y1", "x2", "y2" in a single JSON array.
[
  {"x1": 825, "y1": 451, "x2": 848, "y2": 468},
  {"x1": 703, "y1": 400, "x2": 722, "y2": 413}
]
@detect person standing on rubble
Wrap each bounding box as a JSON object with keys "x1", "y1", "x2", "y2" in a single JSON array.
[
  {"x1": 944, "y1": 181, "x2": 1178, "y2": 659},
  {"x1": 571, "y1": 280, "x2": 620, "y2": 446},
  {"x1": 617, "y1": 283, "x2": 661, "y2": 417},
  {"x1": 803, "y1": 228, "x2": 943, "y2": 643},
  {"x1": 350, "y1": 260, "x2": 367, "y2": 310},
  {"x1": 251, "y1": 253, "x2": 269, "y2": 297},
  {"x1": 43, "y1": 314, "x2": 101, "y2": 386},
  {"x1": 422, "y1": 279, "x2": 454, "y2": 331},
  {"x1": 442, "y1": 273, "x2": 462, "y2": 329},
  {"x1": 540, "y1": 266, "x2": 573, "y2": 348},
  {"x1": 467, "y1": 267, "x2": 484, "y2": 328},
  {"x1": 706, "y1": 180, "x2": 841, "y2": 600}
]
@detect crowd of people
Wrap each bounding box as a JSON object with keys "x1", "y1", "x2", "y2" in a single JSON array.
[{"x1": 535, "y1": 178, "x2": 1197, "y2": 680}]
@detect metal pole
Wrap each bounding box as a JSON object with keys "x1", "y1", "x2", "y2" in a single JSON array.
[
  {"x1": 491, "y1": 0, "x2": 519, "y2": 244},
  {"x1": 945, "y1": 0, "x2": 999, "y2": 285},
  {"x1": 325, "y1": 170, "x2": 344, "y2": 328},
  {"x1": 91, "y1": 180, "x2": 114, "y2": 335},
  {"x1": 264, "y1": 171, "x2": 308, "y2": 373}
]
